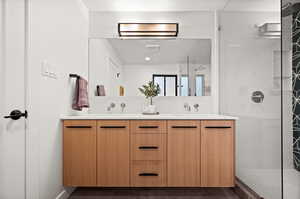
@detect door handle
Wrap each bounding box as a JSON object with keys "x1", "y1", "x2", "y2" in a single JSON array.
[{"x1": 4, "y1": 110, "x2": 28, "y2": 120}]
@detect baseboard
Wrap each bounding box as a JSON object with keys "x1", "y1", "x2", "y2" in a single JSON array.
[
  {"x1": 233, "y1": 177, "x2": 264, "y2": 199},
  {"x1": 56, "y1": 188, "x2": 75, "y2": 199}
]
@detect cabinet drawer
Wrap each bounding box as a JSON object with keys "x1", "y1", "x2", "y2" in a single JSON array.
[
  {"x1": 131, "y1": 120, "x2": 166, "y2": 134},
  {"x1": 131, "y1": 134, "x2": 166, "y2": 161},
  {"x1": 131, "y1": 161, "x2": 166, "y2": 187}
]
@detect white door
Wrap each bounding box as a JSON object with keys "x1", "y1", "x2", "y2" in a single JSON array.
[{"x1": 0, "y1": 0, "x2": 27, "y2": 198}]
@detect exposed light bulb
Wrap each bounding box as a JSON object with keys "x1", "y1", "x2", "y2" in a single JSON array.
[{"x1": 145, "y1": 57, "x2": 151, "y2": 61}]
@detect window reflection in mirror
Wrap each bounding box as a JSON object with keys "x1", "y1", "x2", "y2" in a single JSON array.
[
  {"x1": 180, "y1": 75, "x2": 189, "y2": 96},
  {"x1": 153, "y1": 75, "x2": 177, "y2": 96}
]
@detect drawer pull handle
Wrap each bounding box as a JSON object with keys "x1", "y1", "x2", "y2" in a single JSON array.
[
  {"x1": 139, "y1": 173, "x2": 159, "y2": 176},
  {"x1": 205, "y1": 126, "x2": 231, "y2": 129},
  {"x1": 139, "y1": 126, "x2": 159, "y2": 129},
  {"x1": 139, "y1": 146, "x2": 159, "y2": 150},
  {"x1": 66, "y1": 126, "x2": 92, "y2": 128},
  {"x1": 171, "y1": 126, "x2": 197, "y2": 129},
  {"x1": 100, "y1": 126, "x2": 126, "y2": 129}
]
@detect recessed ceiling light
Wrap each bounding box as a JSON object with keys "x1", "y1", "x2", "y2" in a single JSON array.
[{"x1": 145, "y1": 57, "x2": 151, "y2": 61}]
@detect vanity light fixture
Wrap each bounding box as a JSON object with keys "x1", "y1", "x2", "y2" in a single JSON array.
[{"x1": 118, "y1": 23, "x2": 178, "y2": 38}]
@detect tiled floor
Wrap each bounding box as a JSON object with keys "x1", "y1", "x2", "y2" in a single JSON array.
[{"x1": 69, "y1": 188, "x2": 241, "y2": 199}]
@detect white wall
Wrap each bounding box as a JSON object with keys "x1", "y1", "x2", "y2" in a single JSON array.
[
  {"x1": 89, "y1": 11, "x2": 219, "y2": 113},
  {"x1": 219, "y1": 11, "x2": 281, "y2": 199},
  {"x1": 27, "y1": 0, "x2": 89, "y2": 199}
]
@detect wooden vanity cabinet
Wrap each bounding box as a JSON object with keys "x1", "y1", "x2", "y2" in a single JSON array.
[
  {"x1": 63, "y1": 120, "x2": 97, "y2": 186},
  {"x1": 167, "y1": 120, "x2": 201, "y2": 187},
  {"x1": 200, "y1": 120, "x2": 235, "y2": 187},
  {"x1": 63, "y1": 119, "x2": 235, "y2": 188},
  {"x1": 97, "y1": 120, "x2": 130, "y2": 187}
]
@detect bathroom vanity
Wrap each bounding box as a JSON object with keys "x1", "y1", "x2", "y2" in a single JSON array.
[{"x1": 62, "y1": 114, "x2": 237, "y2": 188}]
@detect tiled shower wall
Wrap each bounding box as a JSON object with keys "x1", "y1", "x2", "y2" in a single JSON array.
[{"x1": 293, "y1": 10, "x2": 300, "y2": 171}]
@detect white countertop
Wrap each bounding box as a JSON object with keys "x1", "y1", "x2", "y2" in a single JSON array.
[{"x1": 61, "y1": 114, "x2": 238, "y2": 120}]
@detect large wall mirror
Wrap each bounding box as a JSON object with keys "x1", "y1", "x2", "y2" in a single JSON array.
[{"x1": 89, "y1": 38, "x2": 212, "y2": 97}]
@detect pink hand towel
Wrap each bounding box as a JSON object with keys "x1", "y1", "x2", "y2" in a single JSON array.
[{"x1": 72, "y1": 77, "x2": 89, "y2": 111}]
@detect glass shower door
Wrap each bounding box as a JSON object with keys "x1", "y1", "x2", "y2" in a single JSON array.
[{"x1": 219, "y1": 3, "x2": 282, "y2": 199}]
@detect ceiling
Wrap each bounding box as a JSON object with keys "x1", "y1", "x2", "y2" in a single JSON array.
[
  {"x1": 108, "y1": 39, "x2": 211, "y2": 65},
  {"x1": 81, "y1": 0, "x2": 280, "y2": 12}
]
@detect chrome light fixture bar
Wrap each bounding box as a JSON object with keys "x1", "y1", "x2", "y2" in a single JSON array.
[
  {"x1": 258, "y1": 23, "x2": 281, "y2": 38},
  {"x1": 118, "y1": 23, "x2": 178, "y2": 38}
]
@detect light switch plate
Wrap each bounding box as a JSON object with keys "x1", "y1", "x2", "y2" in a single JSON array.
[{"x1": 41, "y1": 60, "x2": 58, "y2": 79}]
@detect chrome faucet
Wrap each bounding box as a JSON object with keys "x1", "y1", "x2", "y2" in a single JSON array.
[
  {"x1": 107, "y1": 102, "x2": 116, "y2": 112},
  {"x1": 193, "y1": 104, "x2": 199, "y2": 112},
  {"x1": 184, "y1": 103, "x2": 191, "y2": 112},
  {"x1": 120, "y1": 103, "x2": 126, "y2": 112}
]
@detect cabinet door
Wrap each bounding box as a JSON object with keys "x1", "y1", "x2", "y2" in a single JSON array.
[
  {"x1": 167, "y1": 120, "x2": 201, "y2": 187},
  {"x1": 97, "y1": 120, "x2": 130, "y2": 186},
  {"x1": 201, "y1": 120, "x2": 235, "y2": 187},
  {"x1": 63, "y1": 120, "x2": 97, "y2": 186}
]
